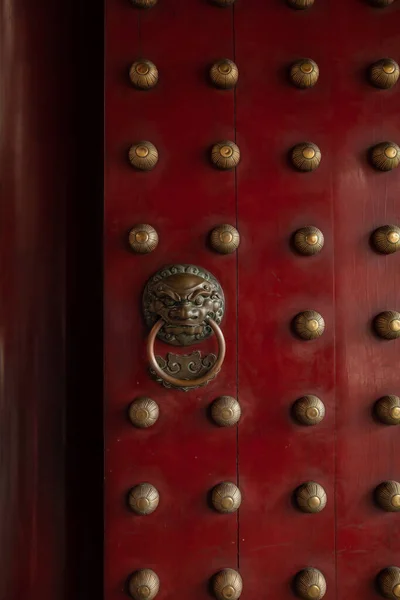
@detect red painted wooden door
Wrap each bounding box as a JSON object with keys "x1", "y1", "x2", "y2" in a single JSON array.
[{"x1": 105, "y1": 1, "x2": 400, "y2": 599}]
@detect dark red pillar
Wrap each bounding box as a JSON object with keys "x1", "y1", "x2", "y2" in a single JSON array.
[{"x1": 0, "y1": 1, "x2": 103, "y2": 599}]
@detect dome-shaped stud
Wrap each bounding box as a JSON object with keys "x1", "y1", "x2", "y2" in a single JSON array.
[
  {"x1": 211, "y1": 0, "x2": 236, "y2": 6},
  {"x1": 211, "y1": 482, "x2": 241, "y2": 513},
  {"x1": 210, "y1": 59, "x2": 239, "y2": 89},
  {"x1": 129, "y1": 397, "x2": 160, "y2": 428},
  {"x1": 128, "y1": 569, "x2": 160, "y2": 600},
  {"x1": 293, "y1": 395, "x2": 326, "y2": 426},
  {"x1": 369, "y1": 0, "x2": 396, "y2": 6},
  {"x1": 373, "y1": 311, "x2": 400, "y2": 340},
  {"x1": 210, "y1": 225, "x2": 240, "y2": 254},
  {"x1": 293, "y1": 226, "x2": 324, "y2": 256},
  {"x1": 290, "y1": 59, "x2": 319, "y2": 89},
  {"x1": 375, "y1": 481, "x2": 400, "y2": 512},
  {"x1": 130, "y1": 0, "x2": 157, "y2": 7},
  {"x1": 128, "y1": 224, "x2": 159, "y2": 254},
  {"x1": 129, "y1": 483, "x2": 160, "y2": 515},
  {"x1": 212, "y1": 569, "x2": 243, "y2": 600},
  {"x1": 287, "y1": 0, "x2": 315, "y2": 8},
  {"x1": 295, "y1": 481, "x2": 327, "y2": 513},
  {"x1": 293, "y1": 310, "x2": 325, "y2": 341},
  {"x1": 294, "y1": 568, "x2": 327, "y2": 600},
  {"x1": 370, "y1": 142, "x2": 400, "y2": 171},
  {"x1": 369, "y1": 59, "x2": 399, "y2": 89},
  {"x1": 129, "y1": 141, "x2": 159, "y2": 171},
  {"x1": 377, "y1": 567, "x2": 400, "y2": 599},
  {"x1": 375, "y1": 395, "x2": 400, "y2": 425},
  {"x1": 371, "y1": 225, "x2": 400, "y2": 254},
  {"x1": 211, "y1": 141, "x2": 240, "y2": 170},
  {"x1": 129, "y1": 60, "x2": 159, "y2": 90},
  {"x1": 211, "y1": 396, "x2": 241, "y2": 427},
  {"x1": 291, "y1": 142, "x2": 322, "y2": 172}
]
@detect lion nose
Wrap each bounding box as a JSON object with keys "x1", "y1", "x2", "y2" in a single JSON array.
[{"x1": 170, "y1": 304, "x2": 201, "y2": 321}]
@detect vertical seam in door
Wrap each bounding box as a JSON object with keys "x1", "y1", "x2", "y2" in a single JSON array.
[
  {"x1": 331, "y1": 153, "x2": 338, "y2": 600},
  {"x1": 329, "y1": 17, "x2": 338, "y2": 593},
  {"x1": 231, "y1": 1, "x2": 240, "y2": 574},
  {"x1": 137, "y1": 13, "x2": 142, "y2": 54}
]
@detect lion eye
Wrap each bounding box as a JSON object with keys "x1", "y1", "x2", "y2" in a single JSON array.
[{"x1": 161, "y1": 296, "x2": 175, "y2": 307}]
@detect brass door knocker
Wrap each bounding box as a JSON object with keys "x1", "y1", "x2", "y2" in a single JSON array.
[{"x1": 143, "y1": 265, "x2": 226, "y2": 390}]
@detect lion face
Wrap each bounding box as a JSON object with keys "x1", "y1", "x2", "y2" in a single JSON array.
[{"x1": 143, "y1": 265, "x2": 225, "y2": 346}]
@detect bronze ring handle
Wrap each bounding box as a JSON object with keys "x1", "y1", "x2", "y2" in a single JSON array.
[{"x1": 147, "y1": 318, "x2": 226, "y2": 389}]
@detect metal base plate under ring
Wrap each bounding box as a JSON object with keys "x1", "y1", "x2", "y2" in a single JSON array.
[{"x1": 150, "y1": 350, "x2": 219, "y2": 391}]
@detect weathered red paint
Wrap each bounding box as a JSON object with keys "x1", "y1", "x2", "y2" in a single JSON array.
[{"x1": 104, "y1": 1, "x2": 400, "y2": 599}]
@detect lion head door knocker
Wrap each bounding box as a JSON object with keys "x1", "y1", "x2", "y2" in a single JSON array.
[{"x1": 143, "y1": 265, "x2": 226, "y2": 391}]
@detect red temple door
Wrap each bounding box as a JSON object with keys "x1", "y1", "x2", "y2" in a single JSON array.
[{"x1": 104, "y1": 1, "x2": 400, "y2": 599}]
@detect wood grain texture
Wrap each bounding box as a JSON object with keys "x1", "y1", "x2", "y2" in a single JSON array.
[
  {"x1": 0, "y1": 1, "x2": 69, "y2": 598},
  {"x1": 0, "y1": 0, "x2": 104, "y2": 598},
  {"x1": 331, "y1": 1, "x2": 400, "y2": 596}
]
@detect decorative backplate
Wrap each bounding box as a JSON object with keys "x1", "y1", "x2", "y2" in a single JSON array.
[
  {"x1": 291, "y1": 142, "x2": 322, "y2": 172},
  {"x1": 212, "y1": 569, "x2": 243, "y2": 600},
  {"x1": 369, "y1": 59, "x2": 399, "y2": 89},
  {"x1": 211, "y1": 396, "x2": 241, "y2": 427},
  {"x1": 293, "y1": 395, "x2": 325, "y2": 426},
  {"x1": 290, "y1": 59, "x2": 319, "y2": 88},
  {"x1": 287, "y1": 0, "x2": 315, "y2": 9},
  {"x1": 295, "y1": 481, "x2": 327, "y2": 513},
  {"x1": 210, "y1": 59, "x2": 239, "y2": 89},
  {"x1": 373, "y1": 311, "x2": 400, "y2": 340},
  {"x1": 375, "y1": 395, "x2": 400, "y2": 425},
  {"x1": 129, "y1": 141, "x2": 159, "y2": 171},
  {"x1": 128, "y1": 569, "x2": 160, "y2": 600},
  {"x1": 129, "y1": 397, "x2": 160, "y2": 428},
  {"x1": 210, "y1": 225, "x2": 240, "y2": 254},
  {"x1": 370, "y1": 142, "x2": 400, "y2": 171},
  {"x1": 377, "y1": 567, "x2": 400, "y2": 599},
  {"x1": 130, "y1": 0, "x2": 157, "y2": 7},
  {"x1": 129, "y1": 60, "x2": 159, "y2": 90},
  {"x1": 293, "y1": 226, "x2": 324, "y2": 256},
  {"x1": 211, "y1": 141, "x2": 241, "y2": 169},
  {"x1": 293, "y1": 311, "x2": 325, "y2": 340},
  {"x1": 143, "y1": 264, "x2": 225, "y2": 346},
  {"x1": 211, "y1": 0, "x2": 236, "y2": 5},
  {"x1": 129, "y1": 224, "x2": 159, "y2": 254},
  {"x1": 128, "y1": 483, "x2": 160, "y2": 515},
  {"x1": 294, "y1": 568, "x2": 327, "y2": 600},
  {"x1": 211, "y1": 482, "x2": 242, "y2": 513},
  {"x1": 371, "y1": 225, "x2": 400, "y2": 254},
  {"x1": 375, "y1": 481, "x2": 400, "y2": 512},
  {"x1": 151, "y1": 350, "x2": 218, "y2": 391}
]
